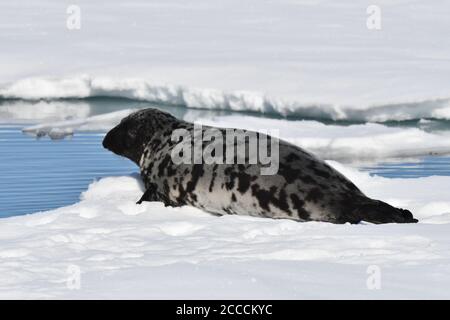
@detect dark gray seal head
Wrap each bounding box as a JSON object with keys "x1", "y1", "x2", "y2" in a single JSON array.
[
  {"x1": 102, "y1": 109, "x2": 178, "y2": 164},
  {"x1": 103, "y1": 108, "x2": 418, "y2": 224}
]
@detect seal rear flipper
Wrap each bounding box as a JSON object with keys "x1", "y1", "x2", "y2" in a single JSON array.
[
  {"x1": 346, "y1": 200, "x2": 418, "y2": 224},
  {"x1": 136, "y1": 183, "x2": 159, "y2": 204}
]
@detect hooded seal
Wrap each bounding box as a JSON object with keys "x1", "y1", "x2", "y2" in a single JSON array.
[{"x1": 103, "y1": 108, "x2": 417, "y2": 224}]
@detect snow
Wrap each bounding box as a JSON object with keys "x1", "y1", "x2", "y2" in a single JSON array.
[
  {"x1": 195, "y1": 115, "x2": 450, "y2": 162},
  {"x1": 1, "y1": 164, "x2": 450, "y2": 299},
  {"x1": 0, "y1": 100, "x2": 91, "y2": 123},
  {"x1": 20, "y1": 111, "x2": 450, "y2": 163},
  {"x1": 1, "y1": 0, "x2": 450, "y2": 120},
  {"x1": 2, "y1": 75, "x2": 450, "y2": 122},
  {"x1": 22, "y1": 109, "x2": 137, "y2": 139}
]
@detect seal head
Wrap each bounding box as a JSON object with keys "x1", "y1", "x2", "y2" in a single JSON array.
[{"x1": 103, "y1": 109, "x2": 177, "y2": 164}]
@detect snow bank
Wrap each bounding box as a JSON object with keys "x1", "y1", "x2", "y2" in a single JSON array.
[
  {"x1": 2, "y1": 0, "x2": 450, "y2": 120},
  {"x1": 195, "y1": 115, "x2": 450, "y2": 162},
  {"x1": 0, "y1": 100, "x2": 91, "y2": 124},
  {"x1": 21, "y1": 110, "x2": 450, "y2": 161},
  {"x1": 2, "y1": 76, "x2": 450, "y2": 122},
  {"x1": 22, "y1": 109, "x2": 137, "y2": 139},
  {"x1": 1, "y1": 164, "x2": 450, "y2": 299},
  {"x1": 2, "y1": 0, "x2": 450, "y2": 123}
]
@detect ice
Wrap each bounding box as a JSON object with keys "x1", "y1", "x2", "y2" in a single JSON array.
[
  {"x1": 1, "y1": 0, "x2": 450, "y2": 120},
  {"x1": 0, "y1": 164, "x2": 450, "y2": 299},
  {"x1": 22, "y1": 109, "x2": 137, "y2": 138},
  {"x1": 2, "y1": 76, "x2": 450, "y2": 122},
  {"x1": 195, "y1": 115, "x2": 450, "y2": 162},
  {"x1": 0, "y1": 100, "x2": 91, "y2": 124},
  {"x1": 22, "y1": 111, "x2": 450, "y2": 163}
]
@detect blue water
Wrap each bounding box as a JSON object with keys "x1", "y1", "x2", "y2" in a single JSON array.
[
  {"x1": 0, "y1": 127, "x2": 137, "y2": 217},
  {"x1": 361, "y1": 157, "x2": 450, "y2": 178}
]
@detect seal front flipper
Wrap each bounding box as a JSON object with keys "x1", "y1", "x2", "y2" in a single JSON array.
[
  {"x1": 136, "y1": 183, "x2": 180, "y2": 207},
  {"x1": 136, "y1": 183, "x2": 159, "y2": 204}
]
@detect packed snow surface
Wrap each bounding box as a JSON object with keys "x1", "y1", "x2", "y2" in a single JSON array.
[
  {"x1": 1, "y1": 163, "x2": 450, "y2": 299},
  {"x1": 3, "y1": 76, "x2": 450, "y2": 122},
  {"x1": 1, "y1": 0, "x2": 450, "y2": 120}
]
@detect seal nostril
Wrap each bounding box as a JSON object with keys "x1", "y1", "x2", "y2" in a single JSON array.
[{"x1": 103, "y1": 126, "x2": 121, "y2": 152}]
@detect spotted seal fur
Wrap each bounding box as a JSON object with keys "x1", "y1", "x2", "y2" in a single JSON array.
[{"x1": 103, "y1": 108, "x2": 417, "y2": 224}]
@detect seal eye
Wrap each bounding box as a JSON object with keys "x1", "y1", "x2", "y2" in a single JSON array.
[{"x1": 124, "y1": 130, "x2": 136, "y2": 147}]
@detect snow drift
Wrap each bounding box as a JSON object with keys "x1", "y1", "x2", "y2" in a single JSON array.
[
  {"x1": 2, "y1": 76, "x2": 450, "y2": 122},
  {"x1": 2, "y1": 0, "x2": 450, "y2": 114},
  {"x1": 195, "y1": 115, "x2": 450, "y2": 162},
  {"x1": 1, "y1": 163, "x2": 450, "y2": 299}
]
